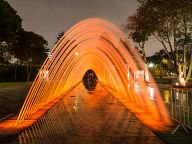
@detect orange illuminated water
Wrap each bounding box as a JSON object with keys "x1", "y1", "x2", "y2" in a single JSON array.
[{"x1": 0, "y1": 18, "x2": 171, "y2": 132}]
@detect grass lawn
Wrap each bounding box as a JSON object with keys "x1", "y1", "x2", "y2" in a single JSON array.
[
  {"x1": 154, "y1": 77, "x2": 174, "y2": 84},
  {"x1": 0, "y1": 82, "x2": 32, "y2": 88},
  {"x1": 154, "y1": 77, "x2": 192, "y2": 85},
  {"x1": 0, "y1": 82, "x2": 32, "y2": 119}
]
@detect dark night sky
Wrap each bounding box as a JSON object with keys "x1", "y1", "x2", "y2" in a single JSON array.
[{"x1": 6, "y1": 0, "x2": 161, "y2": 56}]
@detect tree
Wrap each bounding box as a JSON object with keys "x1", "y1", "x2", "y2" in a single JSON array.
[
  {"x1": 0, "y1": 0, "x2": 22, "y2": 42},
  {"x1": 147, "y1": 49, "x2": 173, "y2": 77},
  {"x1": 0, "y1": 0, "x2": 49, "y2": 81},
  {"x1": 123, "y1": 14, "x2": 149, "y2": 63},
  {"x1": 124, "y1": 0, "x2": 192, "y2": 85},
  {"x1": 55, "y1": 31, "x2": 65, "y2": 44},
  {"x1": 0, "y1": 0, "x2": 22, "y2": 64},
  {"x1": 0, "y1": 42, "x2": 9, "y2": 64},
  {"x1": 11, "y1": 29, "x2": 48, "y2": 81}
]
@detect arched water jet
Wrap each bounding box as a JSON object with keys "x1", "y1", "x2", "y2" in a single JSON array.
[{"x1": 15, "y1": 18, "x2": 171, "y2": 130}]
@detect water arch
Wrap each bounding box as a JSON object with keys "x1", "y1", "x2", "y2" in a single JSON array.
[{"x1": 16, "y1": 18, "x2": 171, "y2": 129}]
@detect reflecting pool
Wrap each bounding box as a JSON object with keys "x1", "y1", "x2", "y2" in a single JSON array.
[
  {"x1": 4, "y1": 83, "x2": 192, "y2": 143},
  {"x1": 12, "y1": 82, "x2": 164, "y2": 144}
]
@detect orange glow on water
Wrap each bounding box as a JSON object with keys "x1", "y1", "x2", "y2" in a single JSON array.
[
  {"x1": 0, "y1": 85, "x2": 79, "y2": 134},
  {"x1": 0, "y1": 18, "x2": 171, "y2": 132}
]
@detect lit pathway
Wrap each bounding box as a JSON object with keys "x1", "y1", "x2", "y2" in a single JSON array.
[{"x1": 12, "y1": 83, "x2": 165, "y2": 144}]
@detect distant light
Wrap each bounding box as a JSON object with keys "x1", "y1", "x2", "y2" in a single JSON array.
[
  {"x1": 48, "y1": 54, "x2": 53, "y2": 60},
  {"x1": 148, "y1": 62, "x2": 154, "y2": 68},
  {"x1": 46, "y1": 52, "x2": 53, "y2": 60},
  {"x1": 175, "y1": 82, "x2": 179, "y2": 85},
  {"x1": 44, "y1": 70, "x2": 49, "y2": 78},
  {"x1": 75, "y1": 52, "x2": 79, "y2": 56}
]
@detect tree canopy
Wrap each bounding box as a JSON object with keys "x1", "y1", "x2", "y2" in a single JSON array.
[
  {"x1": 124, "y1": 0, "x2": 192, "y2": 84},
  {"x1": 0, "y1": 0, "x2": 48, "y2": 66},
  {"x1": 0, "y1": 0, "x2": 22, "y2": 64},
  {"x1": 124, "y1": 0, "x2": 192, "y2": 64},
  {"x1": 11, "y1": 29, "x2": 48, "y2": 65},
  {"x1": 10, "y1": 29, "x2": 48, "y2": 81},
  {"x1": 0, "y1": 0, "x2": 49, "y2": 81},
  {"x1": 55, "y1": 31, "x2": 65, "y2": 44},
  {"x1": 0, "y1": 0, "x2": 22, "y2": 43}
]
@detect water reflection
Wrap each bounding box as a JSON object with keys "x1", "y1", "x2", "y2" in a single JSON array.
[
  {"x1": 16, "y1": 83, "x2": 164, "y2": 144},
  {"x1": 162, "y1": 90, "x2": 171, "y2": 104},
  {"x1": 133, "y1": 83, "x2": 156, "y2": 100}
]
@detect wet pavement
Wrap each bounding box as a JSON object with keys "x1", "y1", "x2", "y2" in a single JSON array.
[{"x1": 9, "y1": 82, "x2": 165, "y2": 144}]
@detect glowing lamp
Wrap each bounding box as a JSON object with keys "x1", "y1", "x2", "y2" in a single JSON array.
[
  {"x1": 148, "y1": 62, "x2": 154, "y2": 68},
  {"x1": 75, "y1": 52, "x2": 79, "y2": 56}
]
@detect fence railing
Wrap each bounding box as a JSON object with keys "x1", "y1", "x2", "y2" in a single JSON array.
[{"x1": 171, "y1": 88, "x2": 192, "y2": 132}]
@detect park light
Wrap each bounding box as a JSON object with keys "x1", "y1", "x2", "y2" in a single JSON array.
[
  {"x1": 45, "y1": 52, "x2": 53, "y2": 60},
  {"x1": 162, "y1": 58, "x2": 168, "y2": 64},
  {"x1": 175, "y1": 82, "x2": 179, "y2": 86},
  {"x1": 75, "y1": 51, "x2": 79, "y2": 56},
  {"x1": 43, "y1": 70, "x2": 49, "y2": 78},
  {"x1": 148, "y1": 62, "x2": 154, "y2": 68},
  {"x1": 48, "y1": 54, "x2": 53, "y2": 59}
]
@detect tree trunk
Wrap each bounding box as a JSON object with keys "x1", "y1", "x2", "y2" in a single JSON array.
[
  {"x1": 14, "y1": 65, "x2": 18, "y2": 81},
  {"x1": 26, "y1": 64, "x2": 32, "y2": 82},
  {"x1": 185, "y1": 48, "x2": 192, "y2": 83},
  {"x1": 177, "y1": 48, "x2": 192, "y2": 85},
  {"x1": 154, "y1": 34, "x2": 178, "y2": 75},
  {"x1": 178, "y1": 64, "x2": 186, "y2": 86},
  {"x1": 141, "y1": 42, "x2": 147, "y2": 63},
  {"x1": 183, "y1": 45, "x2": 187, "y2": 78}
]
